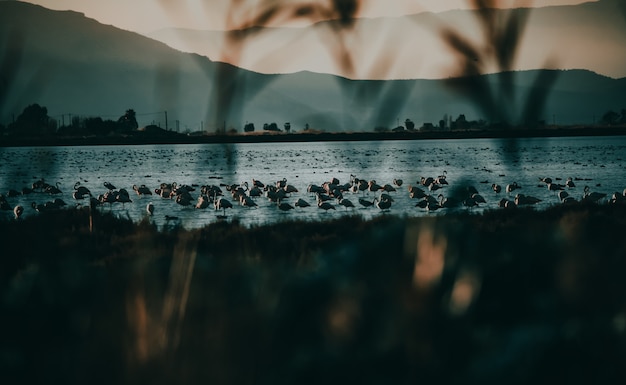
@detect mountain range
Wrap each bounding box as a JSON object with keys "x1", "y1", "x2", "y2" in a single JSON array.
[
  {"x1": 1, "y1": 1, "x2": 625, "y2": 133},
  {"x1": 146, "y1": 0, "x2": 626, "y2": 80}
]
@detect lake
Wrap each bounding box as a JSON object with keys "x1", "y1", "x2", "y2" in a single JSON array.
[{"x1": 1, "y1": 136, "x2": 625, "y2": 229}]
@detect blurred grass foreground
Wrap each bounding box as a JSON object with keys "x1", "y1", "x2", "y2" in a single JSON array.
[{"x1": 1, "y1": 203, "x2": 626, "y2": 384}]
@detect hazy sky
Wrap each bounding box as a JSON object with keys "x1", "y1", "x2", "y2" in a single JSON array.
[{"x1": 16, "y1": 0, "x2": 594, "y2": 33}]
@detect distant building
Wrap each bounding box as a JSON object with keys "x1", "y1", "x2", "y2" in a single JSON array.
[{"x1": 421, "y1": 122, "x2": 435, "y2": 131}]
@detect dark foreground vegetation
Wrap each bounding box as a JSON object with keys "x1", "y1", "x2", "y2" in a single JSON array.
[{"x1": 2, "y1": 203, "x2": 626, "y2": 384}]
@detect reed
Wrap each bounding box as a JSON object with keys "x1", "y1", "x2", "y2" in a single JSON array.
[{"x1": 2, "y1": 203, "x2": 626, "y2": 384}]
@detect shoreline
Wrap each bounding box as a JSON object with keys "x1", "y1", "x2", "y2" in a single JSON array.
[{"x1": 1, "y1": 125, "x2": 626, "y2": 147}]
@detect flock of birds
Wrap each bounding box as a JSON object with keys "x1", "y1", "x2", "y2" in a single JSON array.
[{"x1": 2, "y1": 171, "x2": 626, "y2": 223}]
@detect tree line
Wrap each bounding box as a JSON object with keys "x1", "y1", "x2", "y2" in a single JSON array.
[
  {"x1": 2, "y1": 103, "x2": 625, "y2": 138},
  {"x1": 0, "y1": 104, "x2": 139, "y2": 137}
]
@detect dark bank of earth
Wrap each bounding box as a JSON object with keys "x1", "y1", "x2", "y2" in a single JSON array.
[
  {"x1": 1, "y1": 202, "x2": 626, "y2": 384},
  {"x1": 2, "y1": 125, "x2": 626, "y2": 147}
]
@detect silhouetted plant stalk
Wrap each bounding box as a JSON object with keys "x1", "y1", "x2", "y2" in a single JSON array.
[{"x1": 440, "y1": 0, "x2": 558, "y2": 127}]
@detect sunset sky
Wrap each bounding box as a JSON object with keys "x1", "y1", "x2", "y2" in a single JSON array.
[{"x1": 16, "y1": 0, "x2": 594, "y2": 33}]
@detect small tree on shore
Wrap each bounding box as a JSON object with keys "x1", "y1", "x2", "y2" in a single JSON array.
[{"x1": 8, "y1": 103, "x2": 54, "y2": 135}]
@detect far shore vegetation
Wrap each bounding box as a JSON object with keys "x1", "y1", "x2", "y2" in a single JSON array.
[{"x1": 2, "y1": 103, "x2": 626, "y2": 147}]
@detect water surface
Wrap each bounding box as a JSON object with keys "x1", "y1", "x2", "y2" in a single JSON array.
[{"x1": 1, "y1": 136, "x2": 625, "y2": 229}]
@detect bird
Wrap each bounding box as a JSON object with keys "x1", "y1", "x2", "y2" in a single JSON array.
[
  {"x1": 104, "y1": 181, "x2": 116, "y2": 190},
  {"x1": 438, "y1": 194, "x2": 460, "y2": 208},
  {"x1": 547, "y1": 182, "x2": 564, "y2": 191},
  {"x1": 498, "y1": 198, "x2": 516, "y2": 209},
  {"x1": 133, "y1": 184, "x2": 153, "y2": 196},
  {"x1": 45, "y1": 182, "x2": 62, "y2": 195},
  {"x1": 283, "y1": 184, "x2": 299, "y2": 194},
  {"x1": 13, "y1": 205, "x2": 24, "y2": 220},
  {"x1": 408, "y1": 185, "x2": 426, "y2": 199},
  {"x1": 558, "y1": 191, "x2": 570, "y2": 202},
  {"x1": 196, "y1": 195, "x2": 211, "y2": 209},
  {"x1": 215, "y1": 197, "x2": 233, "y2": 217},
  {"x1": 73, "y1": 182, "x2": 91, "y2": 200},
  {"x1": 358, "y1": 198, "x2": 374, "y2": 208},
  {"x1": 277, "y1": 201, "x2": 294, "y2": 212},
  {"x1": 175, "y1": 193, "x2": 192, "y2": 208},
  {"x1": 471, "y1": 193, "x2": 486, "y2": 204},
  {"x1": 368, "y1": 180, "x2": 383, "y2": 193},
  {"x1": 317, "y1": 200, "x2": 336, "y2": 211},
  {"x1": 505, "y1": 182, "x2": 520, "y2": 193},
  {"x1": 514, "y1": 193, "x2": 542, "y2": 206},
  {"x1": 373, "y1": 197, "x2": 392, "y2": 211},
  {"x1": 393, "y1": 178, "x2": 403, "y2": 187},
  {"x1": 492, "y1": 183, "x2": 502, "y2": 193},
  {"x1": 31, "y1": 202, "x2": 47, "y2": 212},
  {"x1": 146, "y1": 202, "x2": 155, "y2": 215},
  {"x1": 582, "y1": 186, "x2": 606, "y2": 203},
  {"x1": 241, "y1": 195, "x2": 258, "y2": 208},
  {"x1": 539, "y1": 177, "x2": 553, "y2": 184},
  {"x1": 295, "y1": 198, "x2": 310, "y2": 208},
  {"x1": 338, "y1": 198, "x2": 355, "y2": 210},
  {"x1": 565, "y1": 177, "x2": 576, "y2": 188}
]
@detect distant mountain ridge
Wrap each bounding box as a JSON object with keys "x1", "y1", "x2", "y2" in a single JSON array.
[
  {"x1": 147, "y1": 0, "x2": 626, "y2": 80},
  {"x1": 1, "y1": 1, "x2": 626, "y2": 133}
]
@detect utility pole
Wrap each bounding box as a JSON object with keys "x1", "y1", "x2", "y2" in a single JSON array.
[{"x1": 164, "y1": 111, "x2": 168, "y2": 131}]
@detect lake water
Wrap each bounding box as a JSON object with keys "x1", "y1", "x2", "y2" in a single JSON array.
[{"x1": 1, "y1": 136, "x2": 625, "y2": 229}]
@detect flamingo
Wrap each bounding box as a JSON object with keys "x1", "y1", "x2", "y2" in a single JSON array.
[
  {"x1": 277, "y1": 200, "x2": 294, "y2": 212},
  {"x1": 471, "y1": 193, "x2": 486, "y2": 204},
  {"x1": 565, "y1": 177, "x2": 576, "y2": 188},
  {"x1": 215, "y1": 197, "x2": 233, "y2": 217},
  {"x1": 45, "y1": 182, "x2": 62, "y2": 195},
  {"x1": 241, "y1": 195, "x2": 258, "y2": 208},
  {"x1": 408, "y1": 185, "x2": 426, "y2": 199},
  {"x1": 373, "y1": 197, "x2": 392, "y2": 211},
  {"x1": 104, "y1": 181, "x2": 116, "y2": 190},
  {"x1": 539, "y1": 177, "x2": 553, "y2": 184},
  {"x1": 32, "y1": 178, "x2": 46, "y2": 192},
  {"x1": 146, "y1": 202, "x2": 155, "y2": 215},
  {"x1": 284, "y1": 184, "x2": 298, "y2": 194},
  {"x1": 295, "y1": 198, "x2": 310, "y2": 208},
  {"x1": 505, "y1": 182, "x2": 520, "y2": 193},
  {"x1": 338, "y1": 198, "x2": 355, "y2": 210},
  {"x1": 31, "y1": 202, "x2": 47, "y2": 212},
  {"x1": 133, "y1": 184, "x2": 153, "y2": 196},
  {"x1": 358, "y1": 198, "x2": 374, "y2": 208},
  {"x1": 420, "y1": 176, "x2": 434, "y2": 187},
  {"x1": 13, "y1": 205, "x2": 24, "y2": 220},
  {"x1": 393, "y1": 178, "x2": 403, "y2": 187},
  {"x1": 492, "y1": 183, "x2": 502, "y2": 193},
  {"x1": 175, "y1": 193, "x2": 192, "y2": 208},
  {"x1": 317, "y1": 200, "x2": 335, "y2": 212},
  {"x1": 547, "y1": 183, "x2": 564, "y2": 191},
  {"x1": 514, "y1": 194, "x2": 542, "y2": 206},
  {"x1": 438, "y1": 194, "x2": 460, "y2": 208},
  {"x1": 73, "y1": 182, "x2": 91, "y2": 199},
  {"x1": 196, "y1": 195, "x2": 211, "y2": 209},
  {"x1": 582, "y1": 186, "x2": 606, "y2": 203},
  {"x1": 368, "y1": 180, "x2": 383, "y2": 193}
]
